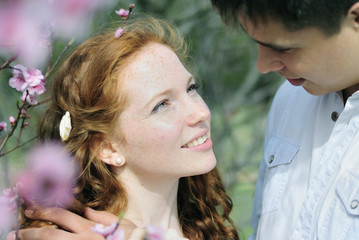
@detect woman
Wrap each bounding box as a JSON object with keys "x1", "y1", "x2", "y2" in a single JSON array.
[{"x1": 14, "y1": 16, "x2": 239, "y2": 240}]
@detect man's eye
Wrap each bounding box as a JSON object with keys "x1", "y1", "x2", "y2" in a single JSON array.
[
  {"x1": 187, "y1": 83, "x2": 200, "y2": 93},
  {"x1": 276, "y1": 47, "x2": 294, "y2": 53},
  {"x1": 152, "y1": 99, "x2": 169, "y2": 113}
]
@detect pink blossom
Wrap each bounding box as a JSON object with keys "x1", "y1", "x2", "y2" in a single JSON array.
[
  {"x1": 54, "y1": 0, "x2": 100, "y2": 15},
  {"x1": 0, "y1": 187, "x2": 18, "y2": 235},
  {"x1": 145, "y1": 225, "x2": 164, "y2": 240},
  {"x1": 107, "y1": 229, "x2": 125, "y2": 240},
  {"x1": 92, "y1": 222, "x2": 119, "y2": 237},
  {"x1": 9, "y1": 65, "x2": 28, "y2": 92},
  {"x1": 0, "y1": 202, "x2": 15, "y2": 235},
  {"x1": 0, "y1": 4, "x2": 50, "y2": 67},
  {"x1": 0, "y1": 122, "x2": 7, "y2": 132},
  {"x1": 24, "y1": 122, "x2": 29, "y2": 127},
  {"x1": 21, "y1": 92, "x2": 27, "y2": 102},
  {"x1": 28, "y1": 80, "x2": 46, "y2": 95},
  {"x1": 22, "y1": 67, "x2": 44, "y2": 87},
  {"x1": 9, "y1": 64, "x2": 45, "y2": 93},
  {"x1": 49, "y1": 0, "x2": 116, "y2": 40},
  {"x1": 114, "y1": 27, "x2": 125, "y2": 39},
  {"x1": 21, "y1": 91, "x2": 38, "y2": 105},
  {"x1": 9, "y1": 64, "x2": 46, "y2": 105},
  {"x1": 115, "y1": 9, "x2": 129, "y2": 19},
  {"x1": 9, "y1": 116, "x2": 15, "y2": 125},
  {"x1": 17, "y1": 142, "x2": 78, "y2": 208},
  {"x1": 1, "y1": 187, "x2": 18, "y2": 212},
  {"x1": 92, "y1": 222, "x2": 124, "y2": 240},
  {"x1": 0, "y1": 1, "x2": 118, "y2": 67}
]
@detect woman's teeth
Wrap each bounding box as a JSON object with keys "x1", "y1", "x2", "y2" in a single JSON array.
[{"x1": 184, "y1": 134, "x2": 208, "y2": 148}]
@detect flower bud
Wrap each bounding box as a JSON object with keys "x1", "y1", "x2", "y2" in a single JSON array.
[
  {"x1": 9, "y1": 116, "x2": 15, "y2": 125},
  {"x1": 0, "y1": 122, "x2": 7, "y2": 132}
]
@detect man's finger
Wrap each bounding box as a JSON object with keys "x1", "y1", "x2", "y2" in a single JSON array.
[
  {"x1": 84, "y1": 207, "x2": 118, "y2": 225},
  {"x1": 7, "y1": 228, "x2": 78, "y2": 240},
  {"x1": 25, "y1": 207, "x2": 93, "y2": 233}
]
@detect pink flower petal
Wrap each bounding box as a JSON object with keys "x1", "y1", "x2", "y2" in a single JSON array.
[
  {"x1": 114, "y1": 27, "x2": 125, "y2": 38},
  {"x1": 9, "y1": 65, "x2": 45, "y2": 94},
  {"x1": 23, "y1": 68, "x2": 44, "y2": 87},
  {"x1": 92, "y1": 222, "x2": 119, "y2": 237},
  {"x1": 0, "y1": 187, "x2": 18, "y2": 234},
  {"x1": 115, "y1": 9, "x2": 129, "y2": 19},
  {"x1": 106, "y1": 228, "x2": 125, "y2": 240},
  {"x1": 0, "y1": 122, "x2": 7, "y2": 132},
  {"x1": 17, "y1": 143, "x2": 78, "y2": 208},
  {"x1": 28, "y1": 82, "x2": 46, "y2": 95},
  {"x1": 9, "y1": 116, "x2": 15, "y2": 124},
  {"x1": 145, "y1": 225, "x2": 164, "y2": 240}
]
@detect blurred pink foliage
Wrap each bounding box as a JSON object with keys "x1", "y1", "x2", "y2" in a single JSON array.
[
  {"x1": 0, "y1": 0, "x2": 117, "y2": 155},
  {"x1": 0, "y1": 143, "x2": 77, "y2": 235},
  {"x1": 0, "y1": 0, "x2": 116, "y2": 67},
  {"x1": 0, "y1": 122, "x2": 7, "y2": 132},
  {"x1": 92, "y1": 222, "x2": 125, "y2": 240},
  {"x1": 17, "y1": 142, "x2": 78, "y2": 208},
  {"x1": 0, "y1": 187, "x2": 18, "y2": 235},
  {"x1": 145, "y1": 225, "x2": 165, "y2": 240}
]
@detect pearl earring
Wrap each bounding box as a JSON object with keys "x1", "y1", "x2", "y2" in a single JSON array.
[{"x1": 116, "y1": 158, "x2": 123, "y2": 165}]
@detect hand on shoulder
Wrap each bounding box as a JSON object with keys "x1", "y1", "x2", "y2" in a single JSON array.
[{"x1": 7, "y1": 207, "x2": 119, "y2": 240}]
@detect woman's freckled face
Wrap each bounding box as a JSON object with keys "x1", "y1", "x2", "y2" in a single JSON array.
[{"x1": 117, "y1": 42, "x2": 216, "y2": 180}]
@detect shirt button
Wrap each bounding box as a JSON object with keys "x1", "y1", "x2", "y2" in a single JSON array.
[
  {"x1": 351, "y1": 199, "x2": 359, "y2": 209},
  {"x1": 269, "y1": 154, "x2": 275, "y2": 164},
  {"x1": 331, "y1": 111, "x2": 339, "y2": 121}
]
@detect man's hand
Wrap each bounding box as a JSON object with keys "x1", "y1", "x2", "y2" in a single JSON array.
[{"x1": 6, "y1": 207, "x2": 136, "y2": 240}]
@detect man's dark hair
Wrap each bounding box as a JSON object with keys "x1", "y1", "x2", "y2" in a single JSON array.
[{"x1": 211, "y1": 0, "x2": 358, "y2": 36}]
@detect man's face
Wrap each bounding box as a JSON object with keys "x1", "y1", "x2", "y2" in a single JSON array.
[{"x1": 239, "y1": 16, "x2": 359, "y2": 96}]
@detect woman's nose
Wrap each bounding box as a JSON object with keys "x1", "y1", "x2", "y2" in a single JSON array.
[
  {"x1": 186, "y1": 97, "x2": 211, "y2": 126},
  {"x1": 256, "y1": 45, "x2": 285, "y2": 74}
]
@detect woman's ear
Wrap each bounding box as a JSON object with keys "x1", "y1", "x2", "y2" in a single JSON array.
[{"x1": 98, "y1": 139, "x2": 126, "y2": 167}]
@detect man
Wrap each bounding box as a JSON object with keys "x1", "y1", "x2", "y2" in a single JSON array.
[{"x1": 211, "y1": 0, "x2": 359, "y2": 239}]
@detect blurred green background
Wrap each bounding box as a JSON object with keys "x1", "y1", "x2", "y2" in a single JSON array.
[{"x1": 0, "y1": 0, "x2": 283, "y2": 239}]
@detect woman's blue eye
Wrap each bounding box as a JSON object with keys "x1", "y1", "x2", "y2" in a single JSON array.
[
  {"x1": 152, "y1": 100, "x2": 169, "y2": 113},
  {"x1": 151, "y1": 84, "x2": 199, "y2": 114},
  {"x1": 187, "y1": 83, "x2": 200, "y2": 92}
]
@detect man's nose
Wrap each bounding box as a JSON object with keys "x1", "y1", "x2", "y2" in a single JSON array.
[{"x1": 256, "y1": 45, "x2": 285, "y2": 74}]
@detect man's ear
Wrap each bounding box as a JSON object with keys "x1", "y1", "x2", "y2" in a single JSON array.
[
  {"x1": 97, "y1": 139, "x2": 126, "y2": 167},
  {"x1": 348, "y1": 2, "x2": 359, "y2": 27}
]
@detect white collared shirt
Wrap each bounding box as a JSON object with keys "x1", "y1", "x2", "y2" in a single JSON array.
[{"x1": 250, "y1": 81, "x2": 359, "y2": 240}]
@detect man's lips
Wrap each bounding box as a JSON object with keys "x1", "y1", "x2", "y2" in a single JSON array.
[
  {"x1": 278, "y1": 72, "x2": 305, "y2": 87},
  {"x1": 286, "y1": 78, "x2": 305, "y2": 86}
]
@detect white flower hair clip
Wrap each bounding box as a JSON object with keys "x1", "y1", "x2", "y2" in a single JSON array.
[
  {"x1": 59, "y1": 111, "x2": 72, "y2": 141},
  {"x1": 114, "y1": 3, "x2": 135, "y2": 38}
]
